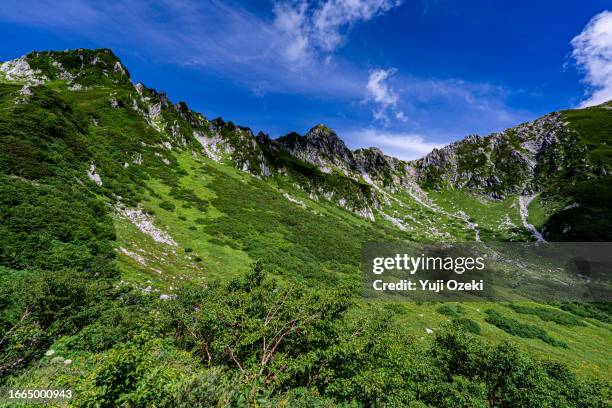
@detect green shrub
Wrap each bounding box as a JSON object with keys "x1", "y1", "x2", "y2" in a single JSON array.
[
  {"x1": 436, "y1": 304, "x2": 464, "y2": 318},
  {"x1": 485, "y1": 310, "x2": 567, "y2": 348},
  {"x1": 169, "y1": 187, "x2": 208, "y2": 212},
  {"x1": 76, "y1": 338, "x2": 197, "y2": 408},
  {"x1": 452, "y1": 317, "x2": 481, "y2": 335},
  {"x1": 560, "y1": 302, "x2": 612, "y2": 324},
  {"x1": 506, "y1": 304, "x2": 584, "y2": 326},
  {"x1": 167, "y1": 368, "x2": 242, "y2": 408},
  {"x1": 0, "y1": 268, "x2": 114, "y2": 376},
  {"x1": 159, "y1": 201, "x2": 176, "y2": 211}
]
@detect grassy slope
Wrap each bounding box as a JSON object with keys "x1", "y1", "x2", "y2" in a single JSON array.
[
  {"x1": 73, "y1": 81, "x2": 610, "y2": 380},
  {"x1": 429, "y1": 189, "x2": 529, "y2": 241},
  {"x1": 110, "y1": 149, "x2": 612, "y2": 378},
  {"x1": 1, "y1": 69, "x2": 610, "y2": 386},
  {"x1": 381, "y1": 302, "x2": 611, "y2": 378}
]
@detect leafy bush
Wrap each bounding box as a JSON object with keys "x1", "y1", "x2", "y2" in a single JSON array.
[
  {"x1": 166, "y1": 263, "x2": 353, "y2": 387},
  {"x1": 560, "y1": 302, "x2": 612, "y2": 324},
  {"x1": 76, "y1": 337, "x2": 197, "y2": 408},
  {"x1": 0, "y1": 268, "x2": 115, "y2": 376},
  {"x1": 436, "y1": 304, "x2": 464, "y2": 318},
  {"x1": 452, "y1": 317, "x2": 481, "y2": 335},
  {"x1": 167, "y1": 368, "x2": 243, "y2": 408},
  {"x1": 159, "y1": 201, "x2": 176, "y2": 211},
  {"x1": 506, "y1": 304, "x2": 584, "y2": 326},
  {"x1": 485, "y1": 310, "x2": 567, "y2": 348}
]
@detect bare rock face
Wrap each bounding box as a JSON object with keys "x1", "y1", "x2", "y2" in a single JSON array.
[
  {"x1": 1, "y1": 49, "x2": 131, "y2": 89},
  {"x1": 354, "y1": 147, "x2": 389, "y2": 177},
  {"x1": 275, "y1": 125, "x2": 356, "y2": 174},
  {"x1": 413, "y1": 113, "x2": 571, "y2": 198},
  {"x1": 0, "y1": 57, "x2": 47, "y2": 84}
]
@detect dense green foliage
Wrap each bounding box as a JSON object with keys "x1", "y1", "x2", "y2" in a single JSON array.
[
  {"x1": 452, "y1": 317, "x2": 482, "y2": 335},
  {"x1": 0, "y1": 49, "x2": 610, "y2": 406},
  {"x1": 539, "y1": 105, "x2": 612, "y2": 241},
  {"x1": 559, "y1": 302, "x2": 612, "y2": 324},
  {"x1": 436, "y1": 304, "x2": 465, "y2": 318},
  {"x1": 26, "y1": 49, "x2": 132, "y2": 87},
  {"x1": 484, "y1": 310, "x2": 567, "y2": 348},
  {"x1": 506, "y1": 304, "x2": 585, "y2": 327},
  {"x1": 5, "y1": 267, "x2": 609, "y2": 407}
]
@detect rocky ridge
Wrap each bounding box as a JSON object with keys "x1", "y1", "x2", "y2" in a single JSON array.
[
  {"x1": 2, "y1": 48, "x2": 610, "y2": 240},
  {"x1": 0, "y1": 49, "x2": 585, "y2": 200}
]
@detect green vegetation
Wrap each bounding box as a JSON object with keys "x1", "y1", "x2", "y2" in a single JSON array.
[
  {"x1": 429, "y1": 189, "x2": 528, "y2": 241},
  {"x1": 4, "y1": 268, "x2": 609, "y2": 407},
  {"x1": 0, "y1": 49, "x2": 610, "y2": 406},
  {"x1": 526, "y1": 194, "x2": 563, "y2": 230},
  {"x1": 506, "y1": 304, "x2": 585, "y2": 327},
  {"x1": 485, "y1": 310, "x2": 567, "y2": 348},
  {"x1": 159, "y1": 200, "x2": 176, "y2": 211},
  {"x1": 26, "y1": 49, "x2": 132, "y2": 87},
  {"x1": 562, "y1": 104, "x2": 612, "y2": 166},
  {"x1": 532, "y1": 106, "x2": 612, "y2": 241},
  {"x1": 560, "y1": 302, "x2": 612, "y2": 324},
  {"x1": 452, "y1": 317, "x2": 481, "y2": 334},
  {"x1": 436, "y1": 303, "x2": 465, "y2": 318}
]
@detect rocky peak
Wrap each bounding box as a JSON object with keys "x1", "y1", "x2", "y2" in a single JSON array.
[
  {"x1": 209, "y1": 117, "x2": 227, "y2": 130},
  {"x1": 304, "y1": 124, "x2": 351, "y2": 155},
  {"x1": 354, "y1": 147, "x2": 390, "y2": 175},
  {"x1": 276, "y1": 124, "x2": 355, "y2": 173},
  {"x1": 0, "y1": 48, "x2": 130, "y2": 87},
  {"x1": 175, "y1": 101, "x2": 206, "y2": 128},
  {"x1": 414, "y1": 112, "x2": 571, "y2": 197},
  {"x1": 255, "y1": 131, "x2": 271, "y2": 144}
]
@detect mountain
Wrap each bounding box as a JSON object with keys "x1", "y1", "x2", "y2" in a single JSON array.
[
  {"x1": 1, "y1": 49, "x2": 610, "y2": 406},
  {"x1": 3, "y1": 48, "x2": 611, "y2": 244}
]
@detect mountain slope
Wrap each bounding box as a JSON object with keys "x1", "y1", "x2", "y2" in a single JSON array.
[
  {"x1": 2, "y1": 48, "x2": 611, "y2": 292},
  {"x1": 0, "y1": 49, "x2": 610, "y2": 405},
  {"x1": 4, "y1": 48, "x2": 609, "y2": 246}
]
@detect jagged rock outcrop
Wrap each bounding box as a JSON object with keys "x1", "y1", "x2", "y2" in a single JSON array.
[
  {"x1": 354, "y1": 147, "x2": 390, "y2": 180},
  {"x1": 273, "y1": 125, "x2": 356, "y2": 174},
  {"x1": 414, "y1": 113, "x2": 574, "y2": 198},
  {"x1": 3, "y1": 48, "x2": 609, "y2": 236},
  {"x1": 1, "y1": 48, "x2": 130, "y2": 88}
]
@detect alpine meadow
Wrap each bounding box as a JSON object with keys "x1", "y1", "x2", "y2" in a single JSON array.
[{"x1": 0, "y1": 48, "x2": 611, "y2": 407}]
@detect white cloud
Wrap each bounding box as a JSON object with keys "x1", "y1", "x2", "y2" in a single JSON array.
[
  {"x1": 274, "y1": 0, "x2": 403, "y2": 63},
  {"x1": 349, "y1": 128, "x2": 444, "y2": 160},
  {"x1": 365, "y1": 68, "x2": 406, "y2": 124},
  {"x1": 571, "y1": 10, "x2": 612, "y2": 107},
  {"x1": 273, "y1": 1, "x2": 312, "y2": 62},
  {"x1": 312, "y1": 0, "x2": 402, "y2": 51},
  {"x1": 0, "y1": 0, "x2": 530, "y2": 140},
  {"x1": 0, "y1": 0, "x2": 368, "y2": 97},
  {"x1": 366, "y1": 68, "x2": 399, "y2": 106}
]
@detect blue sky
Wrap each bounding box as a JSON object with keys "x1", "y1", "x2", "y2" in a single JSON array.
[{"x1": 1, "y1": 1, "x2": 611, "y2": 159}]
